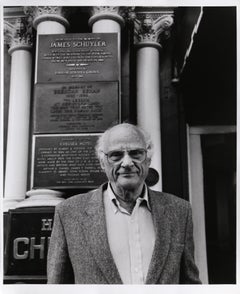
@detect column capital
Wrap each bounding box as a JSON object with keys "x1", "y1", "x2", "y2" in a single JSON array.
[
  {"x1": 24, "y1": 6, "x2": 69, "y2": 30},
  {"x1": 133, "y1": 10, "x2": 174, "y2": 49},
  {"x1": 4, "y1": 17, "x2": 33, "y2": 55},
  {"x1": 88, "y1": 6, "x2": 125, "y2": 28}
]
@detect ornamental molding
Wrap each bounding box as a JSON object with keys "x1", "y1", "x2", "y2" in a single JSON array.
[
  {"x1": 4, "y1": 17, "x2": 33, "y2": 51},
  {"x1": 24, "y1": 6, "x2": 69, "y2": 29},
  {"x1": 133, "y1": 12, "x2": 174, "y2": 46},
  {"x1": 24, "y1": 6, "x2": 68, "y2": 18},
  {"x1": 91, "y1": 6, "x2": 122, "y2": 15},
  {"x1": 88, "y1": 6, "x2": 127, "y2": 27}
]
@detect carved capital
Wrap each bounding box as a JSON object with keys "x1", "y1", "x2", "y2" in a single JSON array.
[
  {"x1": 24, "y1": 6, "x2": 69, "y2": 29},
  {"x1": 4, "y1": 17, "x2": 33, "y2": 54},
  {"x1": 134, "y1": 11, "x2": 174, "y2": 48},
  {"x1": 89, "y1": 6, "x2": 126, "y2": 28}
]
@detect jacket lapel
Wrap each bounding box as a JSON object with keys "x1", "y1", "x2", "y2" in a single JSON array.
[
  {"x1": 145, "y1": 190, "x2": 171, "y2": 284},
  {"x1": 81, "y1": 185, "x2": 122, "y2": 284}
]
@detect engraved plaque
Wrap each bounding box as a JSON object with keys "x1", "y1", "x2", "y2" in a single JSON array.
[
  {"x1": 33, "y1": 135, "x2": 107, "y2": 189},
  {"x1": 34, "y1": 82, "x2": 119, "y2": 133},
  {"x1": 37, "y1": 33, "x2": 119, "y2": 83}
]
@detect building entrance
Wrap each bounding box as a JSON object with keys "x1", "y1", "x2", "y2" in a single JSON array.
[{"x1": 188, "y1": 126, "x2": 236, "y2": 284}]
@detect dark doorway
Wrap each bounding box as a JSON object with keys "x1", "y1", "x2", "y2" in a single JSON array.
[{"x1": 201, "y1": 133, "x2": 236, "y2": 283}]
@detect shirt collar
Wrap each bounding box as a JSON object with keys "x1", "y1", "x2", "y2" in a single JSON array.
[{"x1": 106, "y1": 183, "x2": 151, "y2": 213}]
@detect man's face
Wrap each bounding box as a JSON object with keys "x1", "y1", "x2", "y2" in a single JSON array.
[{"x1": 100, "y1": 125, "x2": 151, "y2": 192}]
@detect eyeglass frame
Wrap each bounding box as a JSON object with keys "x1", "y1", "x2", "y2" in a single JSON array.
[{"x1": 101, "y1": 148, "x2": 148, "y2": 164}]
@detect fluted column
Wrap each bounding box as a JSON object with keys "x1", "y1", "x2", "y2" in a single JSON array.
[
  {"x1": 4, "y1": 17, "x2": 33, "y2": 211},
  {"x1": 134, "y1": 12, "x2": 174, "y2": 191}
]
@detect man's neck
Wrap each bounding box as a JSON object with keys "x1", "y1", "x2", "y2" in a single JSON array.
[{"x1": 110, "y1": 183, "x2": 145, "y2": 214}]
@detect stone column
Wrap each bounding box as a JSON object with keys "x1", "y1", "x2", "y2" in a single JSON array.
[
  {"x1": 20, "y1": 7, "x2": 69, "y2": 207},
  {"x1": 4, "y1": 17, "x2": 33, "y2": 211},
  {"x1": 25, "y1": 6, "x2": 69, "y2": 35},
  {"x1": 88, "y1": 7, "x2": 125, "y2": 128},
  {"x1": 24, "y1": 6, "x2": 69, "y2": 83},
  {"x1": 134, "y1": 12, "x2": 174, "y2": 191},
  {"x1": 88, "y1": 6, "x2": 125, "y2": 33}
]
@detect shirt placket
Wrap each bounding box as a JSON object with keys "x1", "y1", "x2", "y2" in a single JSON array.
[{"x1": 128, "y1": 200, "x2": 144, "y2": 284}]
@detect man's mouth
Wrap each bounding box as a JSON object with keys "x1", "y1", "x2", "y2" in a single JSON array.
[{"x1": 118, "y1": 172, "x2": 137, "y2": 176}]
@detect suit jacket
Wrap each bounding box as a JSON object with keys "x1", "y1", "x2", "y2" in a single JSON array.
[{"x1": 47, "y1": 183, "x2": 201, "y2": 284}]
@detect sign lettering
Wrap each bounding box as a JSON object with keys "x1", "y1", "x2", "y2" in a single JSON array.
[
  {"x1": 13, "y1": 237, "x2": 51, "y2": 260},
  {"x1": 13, "y1": 238, "x2": 29, "y2": 260},
  {"x1": 13, "y1": 237, "x2": 50, "y2": 260},
  {"x1": 41, "y1": 219, "x2": 53, "y2": 231}
]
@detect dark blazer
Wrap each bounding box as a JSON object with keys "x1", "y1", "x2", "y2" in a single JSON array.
[{"x1": 47, "y1": 183, "x2": 201, "y2": 284}]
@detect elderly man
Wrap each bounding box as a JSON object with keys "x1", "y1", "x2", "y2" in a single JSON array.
[{"x1": 47, "y1": 123, "x2": 201, "y2": 284}]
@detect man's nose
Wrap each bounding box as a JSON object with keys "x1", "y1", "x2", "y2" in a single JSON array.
[{"x1": 121, "y1": 153, "x2": 134, "y2": 167}]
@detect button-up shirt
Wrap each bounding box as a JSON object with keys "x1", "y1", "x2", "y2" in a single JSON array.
[{"x1": 103, "y1": 183, "x2": 156, "y2": 284}]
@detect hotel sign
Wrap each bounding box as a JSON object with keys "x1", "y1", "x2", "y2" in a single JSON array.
[{"x1": 4, "y1": 207, "x2": 55, "y2": 276}]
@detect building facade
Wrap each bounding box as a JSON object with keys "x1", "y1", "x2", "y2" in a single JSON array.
[{"x1": 3, "y1": 6, "x2": 236, "y2": 284}]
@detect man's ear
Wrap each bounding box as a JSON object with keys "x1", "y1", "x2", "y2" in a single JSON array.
[
  {"x1": 147, "y1": 156, "x2": 151, "y2": 166},
  {"x1": 100, "y1": 158, "x2": 105, "y2": 170}
]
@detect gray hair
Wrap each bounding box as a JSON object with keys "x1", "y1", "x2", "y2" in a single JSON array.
[{"x1": 95, "y1": 123, "x2": 153, "y2": 161}]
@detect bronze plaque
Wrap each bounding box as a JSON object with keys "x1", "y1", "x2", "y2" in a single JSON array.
[
  {"x1": 34, "y1": 82, "x2": 119, "y2": 133},
  {"x1": 37, "y1": 33, "x2": 119, "y2": 83},
  {"x1": 33, "y1": 135, "x2": 107, "y2": 189}
]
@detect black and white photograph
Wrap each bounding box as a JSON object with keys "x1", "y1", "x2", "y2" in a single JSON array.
[{"x1": 1, "y1": 0, "x2": 239, "y2": 293}]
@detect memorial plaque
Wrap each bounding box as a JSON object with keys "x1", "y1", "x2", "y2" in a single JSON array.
[
  {"x1": 4, "y1": 207, "x2": 55, "y2": 276},
  {"x1": 37, "y1": 33, "x2": 119, "y2": 83},
  {"x1": 34, "y1": 82, "x2": 119, "y2": 133},
  {"x1": 33, "y1": 135, "x2": 107, "y2": 189}
]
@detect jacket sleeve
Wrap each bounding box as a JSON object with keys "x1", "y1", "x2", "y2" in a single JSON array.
[
  {"x1": 180, "y1": 204, "x2": 202, "y2": 284},
  {"x1": 47, "y1": 206, "x2": 74, "y2": 284}
]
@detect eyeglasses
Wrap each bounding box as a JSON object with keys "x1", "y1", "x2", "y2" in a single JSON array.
[{"x1": 101, "y1": 149, "x2": 147, "y2": 164}]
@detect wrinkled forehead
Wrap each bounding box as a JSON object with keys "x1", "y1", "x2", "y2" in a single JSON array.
[{"x1": 104, "y1": 125, "x2": 146, "y2": 151}]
